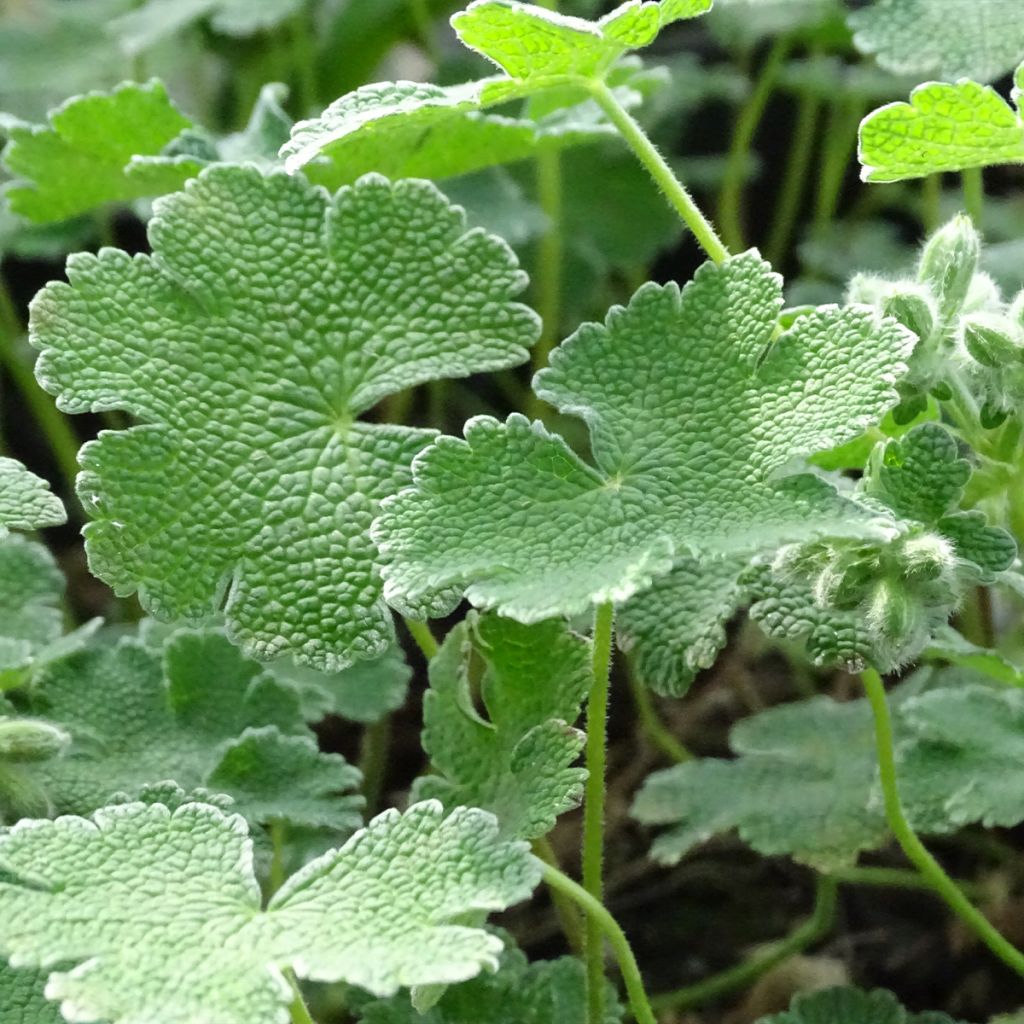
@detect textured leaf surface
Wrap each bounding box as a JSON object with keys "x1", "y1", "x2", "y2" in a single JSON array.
[
  {"x1": 617, "y1": 556, "x2": 749, "y2": 696},
  {"x1": 355, "y1": 948, "x2": 622, "y2": 1023},
  {"x1": 30, "y1": 167, "x2": 538, "y2": 669},
  {"x1": 0, "y1": 458, "x2": 64, "y2": 537},
  {"x1": 632, "y1": 695, "x2": 886, "y2": 869},
  {"x1": 2, "y1": 81, "x2": 192, "y2": 223},
  {"x1": 416, "y1": 613, "x2": 589, "y2": 839},
  {"x1": 759, "y1": 986, "x2": 959, "y2": 1024},
  {"x1": 375, "y1": 253, "x2": 911, "y2": 622},
  {"x1": 859, "y1": 71, "x2": 1024, "y2": 182},
  {"x1": 23, "y1": 630, "x2": 362, "y2": 833},
  {"x1": 849, "y1": 0, "x2": 1024, "y2": 83},
  {"x1": 0, "y1": 963, "x2": 62, "y2": 1024},
  {"x1": 0, "y1": 799, "x2": 540, "y2": 1024}
]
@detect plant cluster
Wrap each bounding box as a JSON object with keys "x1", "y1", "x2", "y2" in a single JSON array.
[{"x1": 1, "y1": 1, "x2": 1024, "y2": 1022}]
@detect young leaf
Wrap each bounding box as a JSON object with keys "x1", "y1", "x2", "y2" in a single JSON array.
[
  {"x1": 30, "y1": 167, "x2": 539, "y2": 670},
  {"x1": 758, "y1": 986, "x2": 960, "y2": 1024},
  {"x1": 0, "y1": 457, "x2": 64, "y2": 536},
  {"x1": 0, "y1": 536, "x2": 100, "y2": 689},
  {"x1": 415, "y1": 613, "x2": 590, "y2": 839},
  {"x1": 632, "y1": 695, "x2": 888, "y2": 870},
  {"x1": 375, "y1": 253, "x2": 912, "y2": 623},
  {"x1": 859, "y1": 65, "x2": 1024, "y2": 182},
  {"x1": 355, "y1": 948, "x2": 623, "y2": 1023},
  {"x1": 19, "y1": 630, "x2": 362, "y2": 833},
  {"x1": 0, "y1": 962, "x2": 62, "y2": 1024},
  {"x1": 2, "y1": 81, "x2": 193, "y2": 223},
  {"x1": 849, "y1": 0, "x2": 1024, "y2": 84},
  {"x1": 0, "y1": 799, "x2": 540, "y2": 1024}
]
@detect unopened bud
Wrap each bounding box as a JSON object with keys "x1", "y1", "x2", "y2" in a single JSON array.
[
  {"x1": 883, "y1": 288, "x2": 935, "y2": 341},
  {"x1": 0, "y1": 718, "x2": 69, "y2": 763},
  {"x1": 918, "y1": 215, "x2": 981, "y2": 321},
  {"x1": 963, "y1": 313, "x2": 1024, "y2": 368}
]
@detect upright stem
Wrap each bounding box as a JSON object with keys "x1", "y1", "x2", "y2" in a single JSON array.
[
  {"x1": 408, "y1": 0, "x2": 441, "y2": 63},
  {"x1": 290, "y1": 3, "x2": 318, "y2": 116},
  {"x1": 583, "y1": 600, "x2": 615, "y2": 1024},
  {"x1": 718, "y1": 35, "x2": 791, "y2": 253},
  {"x1": 921, "y1": 174, "x2": 942, "y2": 233},
  {"x1": 359, "y1": 715, "x2": 392, "y2": 814},
  {"x1": 269, "y1": 821, "x2": 288, "y2": 895},
  {"x1": 531, "y1": 836, "x2": 586, "y2": 954},
  {"x1": 962, "y1": 167, "x2": 985, "y2": 224},
  {"x1": 403, "y1": 616, "x2": 439, "y2": 661},
  {"x1": 861, "y1": 667, "x2": 1024, "y2": 978},
  {"x1": 765, "y1": 85, "x2": 821, "y2": 267},
  {"x1": 814, "y1": 98, "x2": 863, "y2": 228},
  {"x1": 625, "y1": 662, "x2": 692, "y2": 763},
  {"x1": 541, "y1": 863, "x2": 657, "y2": 1024},
  {"x1": 652, "y1": 875, "x2": 836, "y2": 1012},
  {"x1": 286, "y1": 971, "x2": 316, "y2": 1024},
  {"x1": 588, "y1": 81, "x2": 729, "y2": 265}
]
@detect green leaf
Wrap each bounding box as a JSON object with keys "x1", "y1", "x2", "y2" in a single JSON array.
[
  {"x1": 112, "y1": 0, "x2": 306, "y2": 54},
  {"x1": 355, "y1": 948, "x2": 623, "y2": 1023},
  {"x1": 415, "y1": 613, "x2": 589, "y2": 839},
  {"x1": 632, "y1": 695, "x2": 888, "y2": 870},
  {"x1": 708, "y1": 0, "x2": 842, "y2": 47},
  {"x1": 0, "y1": 962, "x2": 63, "y2": 1024},
  {"x1": 617, "y1": 556, "x2": 749, "y2": 696},
  {"x1": 0, "y1": 799, "x2": 540, "y2": 1023},
  {"x1": 859, "y1": 68, "x2": 1024, "y2": 183},
  {"x1": 758, "y1": 986, "x2": 960, "y2": 1024},
  {"x1": 375, "y1": 253, "x2": 912, "y2": 623},
  {"x1": 0, "y1": 458, "x2": 64, "y2": 537},
  {"x1": 2, "y1": 81, "x2": 193, "y2": 224},
  {"x1": 30, "y1": 167, "x2": 538, "y2": 670},
  {"x1": 849, "y1": 0, "x2": 1024, "y2": 84},
  {"x1": 18, "y1": 629, "x2": 362, "y2": 833}
]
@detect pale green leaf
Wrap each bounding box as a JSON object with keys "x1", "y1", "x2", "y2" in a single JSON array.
[
  {"x1": 849, "y1": 0, "x2": 1024, "y2": 84},
  {"x1": 0, "y1": 458, "x2": 64, "y2": 537},
  {"x1": 859, "y1": 72, "x2": 1024, "y2": 183},
  {"x1": 30, "y1": 167, "x2": 538, "y2": 670},
  {"x1": 2, "y1": 81, "x2": 193, "y2": 224},
  {"x1": 0, "y1": 799, "x2": 540, "y2": 1023},
  {"x1": 708, "y1": 0, "x2": 841, "y2": 46},
  {"x1": 18, "y1": 629, "x2": 362, "y2": 833},
  {"x1": 0, "y1": 962, "x2": 63, "y2": 1024},
  {"x1": 415, "y1": 613, "x2": 589, "y2": 839},
  {"x1": 759, "y1": 986, "x2": 960, "y2": 1024},
  {"x1": 375, "y1": 253, "x2": 912, "y2": 622}
]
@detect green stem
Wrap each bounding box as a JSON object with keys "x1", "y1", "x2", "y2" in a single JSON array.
[
  {"x1": 408, "y1": 0, "x2": 441, "y2": 62},
  {"x1": 625, "y1": 662, "x2": 691, "y2": 763},
  {"x1": 0, "y1": 277, "x2": 80, "y2": 497},
  {"x1": 359, "y1": 715, "x2": 392, "y2": 814},
  {"x1": 403, "y1": 616, "x2": 439, "y2": 661},
  {"x1": 831, "y1": 864, "x2": 982, "y2": 898},
  {"x1": 962, "y1": 166, "x2": 985, "y2": 224},
  {"x1": 588, "y1": 81, "x2": 729, "y2": 264},
  {"x1": 861, "y1": 667, "x2": 1024, "y2": 978},
  {"x1": 269, "y1": 821, "x2": 288, "y2": 895},
  {"x1": 718, "y1": 35, "x2": 791, "y2": 253},
  {"x1": 583, "y1": 601, "x2": 615, "y2": 1024},
  {"x1": 286, "y1": 971, "x2": 316, "y2": 1024},
  {"x1": 765, "y1": 85, "x2": 821, "y2": 267},
  {"x1": 540, "y1": 863, "x2": 657, "y2": 1024},
  {"x1": 531, "y1": 836, "x2": 586, "y2": 954},
  {"x1": 651, "y1": 876, "x2": 836, "y2": 1013},
  {"x1": 290, "y1": 3, "x2": 318, "y2": 116},
  {"x1": 814, "y1": 98, "x2": 863, "y2": 228},
  {"x1": 526, "y1": 144, "x2": 564, "y2": 419},
  {"x1": 922, "y1": 173, "x2": 942, "y2": 233}
]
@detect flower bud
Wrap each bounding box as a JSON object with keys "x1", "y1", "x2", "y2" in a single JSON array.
[
  {"x1": 962, "y1": 313, "x2": 1024, "y2": 368},
  {"x1": 918, "y1": 215, "x2": 981, "y2": 321},
  {"x1": 883, "y1": 288, "x2": 935, "y2": 341},
  {"x1": 0, "y1": 718, "x2": 69, "y2": 763}
]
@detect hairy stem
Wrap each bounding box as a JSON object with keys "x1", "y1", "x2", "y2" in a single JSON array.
[
  {"x1": 540, "y1": 863, "x2": 657, "y2": 1024},
  {"x1": 625, "y1": 662, "x2": 691, "y2": 763},
  {"x1": 921, "y1": 173, "x2": 942, "y2": 233},
  {"x1": 652, "y1": 875, "x2": 836, "y2": 1012},
  {"x1": 718, "y1": 35, "x2": 791, "y2": 252},
  {"x1": 531, "y1": 836, "x2": 586, "y2": 954},
  {"x1": 359, "y1": 715, "x2": 393, "y2": 814},
  {"x1": 286, "y1": 971, "x2": 316, "y2": 1024},
  {"x1": 588, "y1": 81, "x2": 728, "y2": 265},
  {"x1": 962, "y1": 166, "x2": 985, "y2": 224},
  {"x1": 861, "y1": 667, "x2": 1024, "y2": 977},
  {"x1": 583, "y1": 600, "x2": 615, "y2": 1024},
  {"x1": 765, "y1": 82, "x2": 820, "y2": 267},
  {"x1": 831, "y1": 864, "x2": 982, "y2": 898},
  {"x1": 814, "y1": 98, "x2": 862, "y2": 228},
  {"x1": 403, "y1": 616, "x2": 439, "y2": 661}
]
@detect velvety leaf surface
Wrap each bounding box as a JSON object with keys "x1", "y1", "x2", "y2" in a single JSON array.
[
  {"x1": 30, "y1": 167, "x2": 538, "y2": 669},
  {"x1": 759, "y1": 986, "x2": 960, "y2": 1024},
  {"x1": 416, "y1": 613, "x2": 589, "y2": 838},
  {"x1": 0, "y1": 457, "x2": 65, "y2": 536},
  {"x1": 375, "y1": 253, "x2": 911, "y2": 622},
  {"x1": 0, "y1": 963, "x2": 63, "y2": 1024},
  {"x1": 0, "y1": 800, "x2": 540, "y2": 1023},
  {"x1": 2, "y1": 81, "x2": 192, "y2": 223},
  {"x1": 849, "y1": 0, "x2": 1024, "y2": 83},
  {"x1": 859, "y1": 69, "x2": 1024, "y2": 182}
]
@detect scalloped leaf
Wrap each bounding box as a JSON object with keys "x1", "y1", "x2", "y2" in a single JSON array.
[
  {"x1": 30, "y1": 167, "x2": 539, "y2": 670},
  {"x1": 0, "y1": 458, "x2": 64, "y2": 537},
  {"x1": 0, "y1": 962, "x2": 63, "y2": 1024},
  {"x1": 0, "y1": 799, "x2": 540, "y2": 1023},
  {"x1": 415, "y1": 613, "x2": 589, "y2": 839},
  {"x1": 375, "y1": 253, "x2": 912, "y2": 623},
  {"x1": 758, "y1": 986, "x2": 960, "y2": 1024}
]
